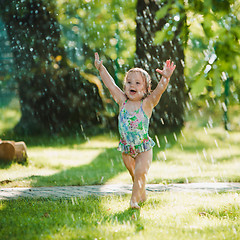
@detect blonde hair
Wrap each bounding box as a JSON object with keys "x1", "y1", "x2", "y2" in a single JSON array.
[{"x1": 123, "y1": 68, "x2": 152, "y2": 98}]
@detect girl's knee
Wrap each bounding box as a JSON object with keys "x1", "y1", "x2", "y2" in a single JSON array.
[{"x1": 134, "y1": 168, "x2": 148, "y2": 180}]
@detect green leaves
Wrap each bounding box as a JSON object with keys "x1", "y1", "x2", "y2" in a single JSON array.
[
  {"x1": 213, "y1": 69, "x2": 222, "y2": 96},
  {"x1": 156, "y1": 4, "x2": 170, "y2": 20},
  {"x1": 191, "y1": 73, "x2": 207, "y2": 96},
  {"x1": 57, "y1": 0, "x2": 136, "y2": 70},
  {"x1": 170, "y1": 0, "x2": 239, "y2": 98},
  {"x1": 154, "y1": 24, "x2": 173, "y2": 45}
]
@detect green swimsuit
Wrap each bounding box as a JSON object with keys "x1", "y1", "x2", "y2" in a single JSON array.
[{"x1": 117, "y1": 100, "x2": 155, "y2": 158}]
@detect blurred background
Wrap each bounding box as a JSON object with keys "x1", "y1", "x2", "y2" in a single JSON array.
[{"x1": 0, "y1": 0, "x2": 239, "y2": 137}]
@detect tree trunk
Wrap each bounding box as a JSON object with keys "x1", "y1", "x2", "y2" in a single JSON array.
[
  {"x1": 0, "y1": 0, "x2": 103, "y2": 134},
  {"x1": 136, "y1": 0, "x2": 187, "y2": 133}
]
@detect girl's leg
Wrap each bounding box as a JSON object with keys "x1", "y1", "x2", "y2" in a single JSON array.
[
  {"x1": 130, "y1": 149, "x2": 152, "y2": 208},
  {"x1": 122, "y1": 152, "x2": 135, "y2": 182}
]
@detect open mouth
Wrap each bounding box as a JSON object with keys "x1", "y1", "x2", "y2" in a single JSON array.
[{"x1": 130, "y1": 90, "x2": 137, "y2": 94}]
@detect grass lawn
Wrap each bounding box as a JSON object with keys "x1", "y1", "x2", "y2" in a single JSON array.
[
  {"x1": 0, "y1": 102, "x2": 240, "y2": 188},
  {"x1": 0, "y1": 193, "x2": 240, "y2": 240},
  {"x1": 0, "y1": 98, "x2": 240, "y2": 239}
]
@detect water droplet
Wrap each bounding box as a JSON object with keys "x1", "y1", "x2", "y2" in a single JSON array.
[
  {"x1": 155, "y1": 135, "x2": 160, "y2": 148},
  {"x1": 210, "y1": 155, "x2": 215, "y2": 164},
  {"x1": 162, "y1": 151, "x2": 166, "y2": 161},
  {"x1": 138, "y1": 180, "x2": 142, "y2": 188},
  {"x1": 209, "y1": 54, "x2": 217, "y2": 64},
  {"x1": 205, "y1": 100, "x2": 210, "y2": 108},
  {"x1": 204, "y1": 64, "x2": 211, "y2": 74},
  {"x1": 222, "y1": 102, "x2": 227, "y2": 112},
  {"x1": 180, "y1": 130, "x2": 186, "y2": 141},
  {"x1": 81, "y1": 176, "x2": 84, "y2": 183},
  {"x1": 202, "y1": 148, "x2": 207, "y2": 160},
  {"x1": 208, "y1": 117, "x2": 213, "y2": 128},
  {"x1": 188, "y1": 92, "x2": 193, "y2": 100},
  {"x1": 173, "y1": 132, "x2": 178, "y2": 141},
  {"x1": 174, "y1": 14, "x2": 180, "y2": 21},
  {"x1": 204, "y1": 127, "x2": 208, "y2": 135},
  {"x1": 221, "y1": 72, "x2": 227, "y2": 81}
]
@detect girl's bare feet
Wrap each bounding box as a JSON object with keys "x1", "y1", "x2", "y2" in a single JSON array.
[
  {"x1": 130, "y1": 200, "x2": 140, "y2": 209},
  {"x1": 140, "y1": 191, "x2": 148, "y2": 203}
]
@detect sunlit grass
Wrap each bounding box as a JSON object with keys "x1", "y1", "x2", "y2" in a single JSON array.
[
  {"x1": 0, "y1": 97, "x2": 20, "y2": 135},
  {"x1": 107, "y1": 125, "x2": 240, "y2": 185},
  {"x1": 0, "y1": 135, "x2": 123, "y2": 187},
  {"x1": 0, "y1": 192, "x2": 240, "y2": 240},
  {"x1": 1, "y1": 104, "x2": 240, "y2": 187},
  {"x1": 1, "y1": 98, "x2": 240, "y2": 239},
  {"x1": 0, "y1": 98, "x2": 240, "y2": 187}
]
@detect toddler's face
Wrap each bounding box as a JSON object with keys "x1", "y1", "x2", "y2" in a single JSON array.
[{"x1": 124, "y1": 72, "x2": 147, "y2": 101}]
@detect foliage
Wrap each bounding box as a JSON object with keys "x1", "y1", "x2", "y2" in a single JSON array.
[
  {"x1": 56, "y1": 0, "x2": 136, "y2": 78},
  {"x1": 53, "y1": 0, "x2": 137, "y2": 119},
  {"x1": 0, "y1": 0, "x2": 104, "y2": 134},
  {"x1": 154, "y1": 0, "x2": 240, "y2": 101},
  {"x1": 1, "y1": 0, "x2": 239, "y2": 134}
]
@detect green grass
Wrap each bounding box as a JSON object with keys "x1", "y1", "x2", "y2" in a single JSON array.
[
  {"x1": 1, "y1": 125, "x2": 240, "y2": 187},
  {"x1": 0, "y1": 99, "x2": 240, "y2": 187},
  {"x1": 0, "y1": 192, "x2": 240, "y2": 240},
  {"x1": 1, "y1": 97, "x2": 240, "y2": 239}
]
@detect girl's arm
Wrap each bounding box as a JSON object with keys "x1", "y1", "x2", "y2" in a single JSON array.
[
  {"x1": 95, "y1": 52, "x2": 126, "y2": 105},
  {"x1": 146, "y1": 60, "x2": 176, "y2": 108}
]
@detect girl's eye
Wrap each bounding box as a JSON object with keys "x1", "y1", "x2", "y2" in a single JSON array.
[{"x1": 136, "y1": 82, "x2": 140, "y2": 85}]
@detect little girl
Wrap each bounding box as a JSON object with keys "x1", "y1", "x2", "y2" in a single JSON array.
[{"x1": 95, "y1": 52, "x2": 176, "y2": 209}]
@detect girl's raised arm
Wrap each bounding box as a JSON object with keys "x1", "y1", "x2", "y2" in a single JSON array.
[
  {"x1": 95, "y1": 53, "x2": 126, "y2": 105},
  {"x1": 146, "y1": 60, "x2": 176, "y2": 108}
]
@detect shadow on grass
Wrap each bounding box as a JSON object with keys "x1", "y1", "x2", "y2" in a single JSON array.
[
  {"x1": 0, "y1": 146, "x2": 146, "y2": 239},
  {"x1": 1, "y1": 132, "x2": 88, "y2": 148},
  {"x1": 0, "y1": 132, "x2": 179, "y2": 240},
  {"x1": 9, "y1": 135, "x2": 173, "y2": 187},
  {"x1": 21, "y1": 145, "x2": 163, "y2": 187},
  {"x1": 1, "y1": 121, "x2": 112, "y2": 151},
  {"x1": 30, "y1": 147, "x2": 126, "y2": 187},
  {"x1": 0, "y1": 129, "x2": 178, "y2": 184},
  {"x1": 0, "y1": 130, "x2": 100, "y2": 169}
]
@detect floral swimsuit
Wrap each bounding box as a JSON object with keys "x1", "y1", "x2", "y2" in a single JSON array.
[{"x1": 117, "y1": 100, "x2": 155, "y2": 158}]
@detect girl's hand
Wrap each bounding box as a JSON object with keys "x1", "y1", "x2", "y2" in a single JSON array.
[
  {"x1": 94, "y1": 52, "x2": 103, "y2": 71},
  {"x1": 156, "y1": 60, "x2": 176, "y2": 79}
]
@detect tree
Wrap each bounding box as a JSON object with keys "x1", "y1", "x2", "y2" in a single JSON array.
[
  {"x1": 154, "y1": 0, "x2": 240, "y2": 129},
  {"x1": 135, "y1": 0, "x2": 187, "y2": 132},
  {"x1": 54, "y1": 0, "x2": 138, "y2": 129},
  {"x1": 0, "y1": 0, "x2": 103, "y2": 134}
]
